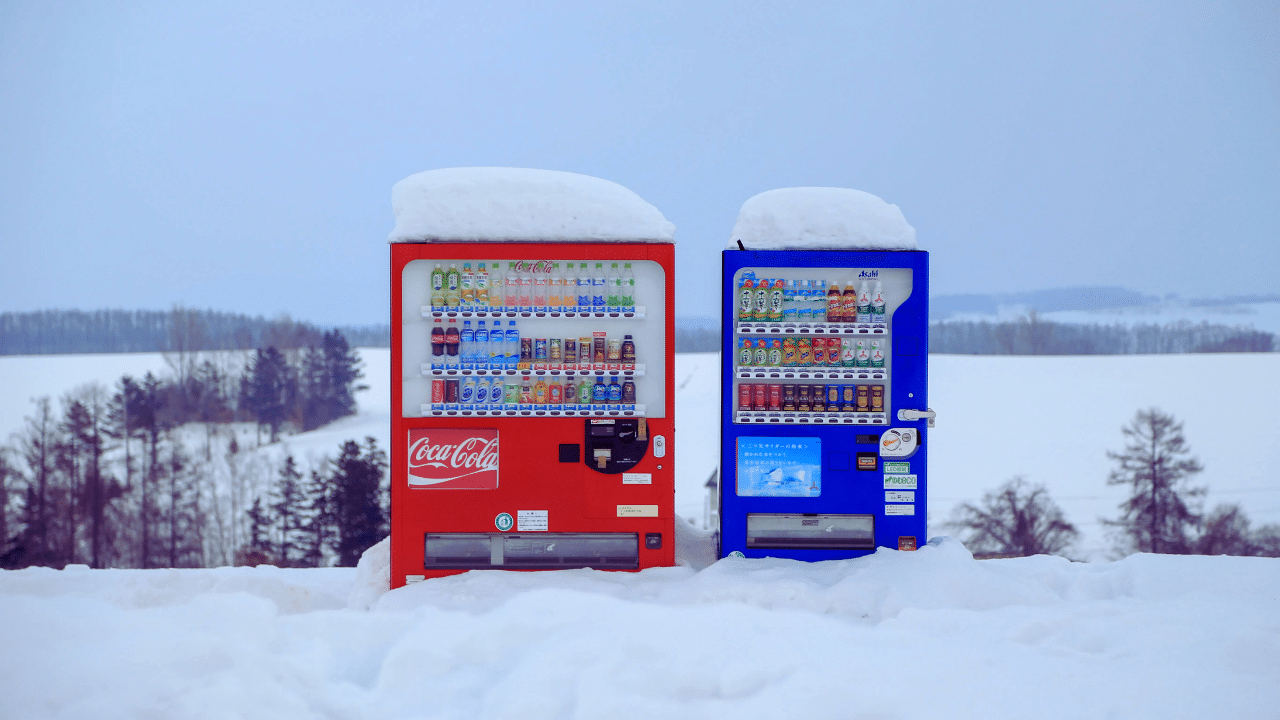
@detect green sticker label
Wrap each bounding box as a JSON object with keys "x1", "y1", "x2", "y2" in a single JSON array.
[
  {"x1": 884, "y1": 462, "x2": 910, "y2": 474},
  {"x1": 494, "y1": 512, "x2": 514, "y2": 532},
  {"x1": 883, "y1": 474, "x2": 918, "y2": 490},
  {"x1": 728, "y1": 551, "x2": 746, "y2": 558}
]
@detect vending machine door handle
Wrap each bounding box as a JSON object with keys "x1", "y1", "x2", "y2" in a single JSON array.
[{"x1": 896, "y1": 408, "x2": 936, "y2": 428}]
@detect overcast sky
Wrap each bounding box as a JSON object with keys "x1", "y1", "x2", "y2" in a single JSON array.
[{"x1": 2, "y1": 1, "x2": 1276, "y2": 325}]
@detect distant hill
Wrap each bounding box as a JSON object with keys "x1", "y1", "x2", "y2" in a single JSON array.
[{"x1": 0, "y1": 309, "x2": 388, "y2": 355}]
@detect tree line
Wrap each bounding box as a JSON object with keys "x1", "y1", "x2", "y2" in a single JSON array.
[
  {"x1": 945, "y1": 408, "x2": 1280, "y2": 559},
  {"x1": 931, "y1": 313, "x2": 1275, "y2": 355},
  {"x1": 0, "y1": 331, "x2": 380, "y2": 570},
  {"x1": 0, "y1": 307, "x2": 388, "y2": 355}
]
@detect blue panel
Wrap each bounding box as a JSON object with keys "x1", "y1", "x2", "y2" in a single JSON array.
[{"x1": 719, "y1": 249, "x2": 930, "y2": 560}]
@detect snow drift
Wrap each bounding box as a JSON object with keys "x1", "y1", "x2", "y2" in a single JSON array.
[
  {"x1": 2, "y1": 540, "x2": 1278, "y2": 719},
  {"x1": 389, "y1": 167, "x2": 676, "y2": 243},
  {"x1": 728, "y1": 187, "x2": 917, "y2": 251}
]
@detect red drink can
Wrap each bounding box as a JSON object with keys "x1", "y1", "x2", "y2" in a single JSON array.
[
  {"x1": 431, "y1": 379, "x2": 445, "y2": 404},
  {"x1": 753, "y1": 383, "x2": 767, "y2": 411},
  {"x1": 768, "y1": 384, "x2": 782, "y2": 411},
  {"x1": 445, "y1": 379, "x2": 460, "y2": 403},
  {"x1": 738, "y1": 383, "x2": 753, "y2": 410}
]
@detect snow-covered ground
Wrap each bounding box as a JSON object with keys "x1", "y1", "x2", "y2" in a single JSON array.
[
  {"x1": 2, "y1": 538, "x2": 1277, "y2": 719},
  {"x1": 4, "y1": 349, "x2": 1280, "y2": 717},
  {"x1": 4, "y1": 349, "x2": 1278, "y2": 559}
]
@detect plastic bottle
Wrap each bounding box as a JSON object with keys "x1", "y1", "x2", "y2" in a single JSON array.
[
  {"x1": 460, "y1": 376, "x2": 476, "y2": 408},
  {"x1": 430, "y1": 264, "x2": 445, "y2": 309},
  {"x1": 607, "y1": 376, "x2": 622, "y2": 407},
  {"x1": 796, "y1": 280, "x2": 813, "y2": 322},
  {"x1": 518, "y1": 263, "x2": 533, "y2": 312},
  {"x1": 504, "y1": 262, "x2": 519, "y2": 311},
  {"x1": 872, "y1": 281, "x2": 886, "y2": 324},
  {"x1": 474, "y1": 374, "x2": 488, "y2": 406},
  {"x1": 475, "y1": 263, "x2": 489, "y2": 310},
  {"x1": 607, "y1": 262, "x2": 622, "y2": 313},
  {"x1": 621, "y1": 379, "x2": 636, "y2": 410},
  {"x1": 592, "y1": 376, "x2": 607, "y2": 404},
  {"x1": 547, "y1": 263, "x2": 563, "y2": 312},
  {"x1": 737, "y1": 272, "x2": 756, "y2": 322},
  {"x1": 505, "y1": 321, "x2": 520, "y2": 369},
  {"x1": 430, "y1": 318, "x2": 445, "y2": 369},
  {"x1": 622, "y1": 262, "x2": 636, "y2": 312},
  {"x1": 857, "y1": 282, "x2": 872, "y2": 324},
  {"x1": 782, "y1": 280, "x2": 797, "y2": 323},
  {"x1": 827, "y1": 280, "x2": 843, "y2": 323},
  {"x1": 842, "y1": 281, "x2": 858, "y2": 324},
  {"x1": 445, "y1": 264, "x2": 461, "y2": 310},
  {"x1": 813, "y1": 280, "x2": 827, "y2": 323},
  {"x1": 460, "y1": 263, "x2": 474, "y2": 309},
  {"x1": 489, "y1": 322, "x2": 503, "y2": 367},
  {"x1": 533, "y1": 262, "x2": 548, "y2": 311},
  {"x1": 578, "y1": 377, "x2": 593, "y2": 405},
  {"x1": 592, "y1": 262, "x2": 607, "y2": 312},
  {"x1": 768, "y1": 278, "x2": 784, "y2": 322},
  {"x1": 444, "y1": 318, "x2": 460, "y2": 368},
  {"x1": 475, "y1": 321, "x2": 488, "y2": 368},
  {"x1": 577, "y1": 262, "x2": 591, "y2": 311},
  {"x1": 621, "y1": 334, "x2": 636, "y2": 369},
  {"x1": 460, "y1": 320, "x2": 474, "y2": 369}
]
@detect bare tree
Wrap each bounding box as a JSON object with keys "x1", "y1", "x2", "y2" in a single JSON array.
[
  {"x1": 944, "y1": 477, "x2": 1079, "y2": 557},
  {"x1": 1104, "y1": 408, "x2": 1205, "y2": 555}
]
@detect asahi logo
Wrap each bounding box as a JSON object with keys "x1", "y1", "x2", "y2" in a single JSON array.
[
  {"x1": 858, "y1": 270, "x2": 879, "y2": 278},
  {"x1": 408, "y1": 428, "x2": 499, "y2": 489},
  {"x1": 513, "y1": 260, "x2": 554, "y2": 274}
]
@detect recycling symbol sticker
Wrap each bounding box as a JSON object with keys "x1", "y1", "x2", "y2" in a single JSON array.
[
  {"x1": 728, "y1": 551, "x2": 746, "y2": 558},
  {"x1": 494, "y1": 512, "x2": 514, "y2": 532}
]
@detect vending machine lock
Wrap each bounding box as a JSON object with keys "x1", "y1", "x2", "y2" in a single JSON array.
[{"x1": 584, "y1": 418, "x2": 651, "y2": 475}]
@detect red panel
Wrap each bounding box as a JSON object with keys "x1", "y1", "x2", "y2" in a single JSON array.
[{"x1": 389, "y1": 242, "x2": 676, "y2": 586}]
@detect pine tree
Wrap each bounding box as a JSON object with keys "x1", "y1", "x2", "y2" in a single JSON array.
[
  {"x1": 14, "y1": 397, "x2": 58, "y2": 567},
  {"x1": 241, "y1": 347, "x2": 291, "y2": 443},
  {"x1": 243, "y1": 496, "x2": 272, "y2": 566},
  {"x1": 944, "y1": 477, "x2": 1079, "y2": 557},
  {"x1": 330, "y1": 437, "x2": 387, "y2": 567},
  {"x1": 323, "y1": 331, "x2": 365, "y2": 422},
  {"x1": 269, "y1": 455, "x2": 308, "y2": 567},
  {"x1": 301, "y1": 468, "x2": 333, "y2": 568},
  {"x1": 1104, "y1": 408, "x2": 1205, "y2": 555}
]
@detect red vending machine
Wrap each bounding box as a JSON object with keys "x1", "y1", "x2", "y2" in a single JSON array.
[{"x1": 388, "y1": 169, "x2": 677, "y2": 588}]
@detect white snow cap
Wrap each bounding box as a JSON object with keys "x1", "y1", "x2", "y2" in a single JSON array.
[
  {"x1": 728, "y1": 187, "x2": 917, "y2": 251},
  {"x1": 389, "y1": 167, "x2": 676, "y2": 244}
]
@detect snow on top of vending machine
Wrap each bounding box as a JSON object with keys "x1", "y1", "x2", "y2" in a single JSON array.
[
  {"x1": 727, "y1": 187, "x2": 917, "y2": 251},
  {"x1": 389, "y1": 167, "x2": 676, "y2": 243}
]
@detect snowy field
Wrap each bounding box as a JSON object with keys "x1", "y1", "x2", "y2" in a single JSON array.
[
  {"x1": 3, "y1": 349, "x2": 1278, "y2": 558},
  {"x1": 3, "y1": 349, "x2": 1280, "y2": 717},
  {"x1": 2, "y1": 537, "x2": 1278, "y2": 718}
]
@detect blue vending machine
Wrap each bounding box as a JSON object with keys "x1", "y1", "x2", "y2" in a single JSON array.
[{"x1": 720, "y1": 248, "x2": 933, "y2": 559}]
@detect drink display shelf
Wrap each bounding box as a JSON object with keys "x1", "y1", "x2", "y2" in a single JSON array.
[
  {"x1": 734, "y1": 411, "x2": 887, "y2": 425},
  {"x1": 420, "y1": 404, "x2": 647, "y2": 418},
  {"x1": 735, "y1": 368, "x2": 885, "y2": 381},
  {"x1": 421, "y1": 364, "x2": 646, "y2": 378},
  {"x1": 422, "y1": 306, "x2": 646, "y2": 320},
  {"x1": 735, "y1": 322, "x2": 886, "y2": 335}
]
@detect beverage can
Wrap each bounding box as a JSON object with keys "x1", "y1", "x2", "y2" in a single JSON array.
[
  {"x1": 826, "y1": 384, "x2": 840, "y2": 408},
  {"x1": 842, "y1": 338, "x2": 856, "y2": 367},
  {"x1": 579, "y1": 336, "x2": 593, "y2": 368},
  {"x1": 534, "y1": 338, "x2": 548, "y2": 362},
  {"x1": 504, "y1": 381, "x2": 519, "y2": 405},
  {"x1": 564, "y1": 338, "x2": 577, "y2": 368},
  {"x1": 739, "y1": 337, "x2": 754, "y2": 367},
  {"x1": 520, "y1": 337, "x2": 533, "y2": 369},
  {"x1": 593, "y1": 332, "x2": 607, "y2": 370},
  {"x1": 753, "y1": 338, "x2": 768, "y2": 366},
  {"x1": 607, "y1": 338, "x2": 622, "y2": 364},
  {"x1": 841, "y1": 384, "x2": 856, "y2": 411},
  {"x1": 871, "y1": 385, "x2": 884, "y2": 413},
  {"x1": 431, "y1": 379, "x2": 445, "y2": 404},
  {"x1": 753, "y1": 383, "x2": 767, "y2": 411},
  {"x1": 738, "y1": 383, "x2": 752, "y2": 411},
  {"x1": 811, "y1": 384, "x2": 826, "y2": 412},
  {"x1": 782, "y1": 384, "x2": 797, "y2": 412},
  {"x1": 445, "y1": 378, "x2": 460, "y2": 406},
  {"x1": 768, "y1": 384, "x2": 782, "y2": 411},
  {"x1": 549, "y1": 338, "x2": 562, "y2": 365},
  {"x1": 811, "y1": 336, "x2": 826, "y2": 365},
  {"x1": 856, "y1": 385, "x2": 870, "y2": 412},
  {"x1": 797, "y1": 383, "x2": 812, "y2": 412}
]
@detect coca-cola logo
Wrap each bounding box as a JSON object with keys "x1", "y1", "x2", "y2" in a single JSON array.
[
  {"x1": 407, "y1": 428, "x2": 499, "y2": 489},
  {"x1": 513, "y1": 260, "x2": 554, "y2": 274}
]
